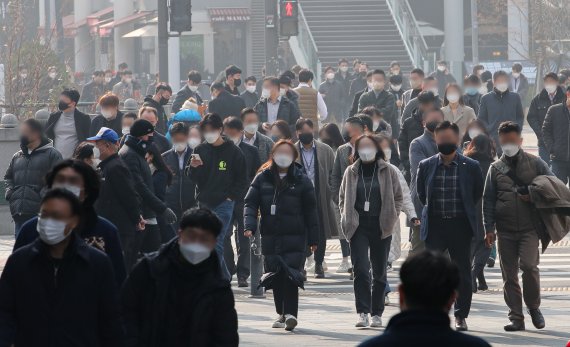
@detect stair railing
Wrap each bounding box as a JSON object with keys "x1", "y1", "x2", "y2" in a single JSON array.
[
  {"x1": 385, "y1": 0, "x2": 434, "y2": 71},
  {"x1": 295, "y1": 4, "x2": 321, "y2": 86}
]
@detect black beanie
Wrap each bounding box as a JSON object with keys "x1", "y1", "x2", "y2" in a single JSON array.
[{"x1": 130, "y1": 119, "x2": 154, "y2": 137}]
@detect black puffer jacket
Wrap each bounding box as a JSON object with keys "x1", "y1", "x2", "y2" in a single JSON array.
[
  {"x1": 162, "y1": 148, "x2": 196, "y2": 219},
  {"x1": 398, "y1": 109, "x2": 424, "y2": 175},
  {"x1": 4, "y1": 138, "x2": 62, "y2": 217},
  {"x1": 542, "y1": 103, "x2": 570, "y2": 161},
  {"x1": 121, "y1": 238, "x2": 238, "y2": 347},
  {"x1": 244, "y1": 164, "x2": 319, "y2": 275},
  {"x1": 528, "y1": 87, "x2": 566, "y2": 143}
]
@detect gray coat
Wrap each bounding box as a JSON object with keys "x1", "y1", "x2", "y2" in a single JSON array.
[
  {"x1": 331, "y1": 142, "x2": 352, "y2": 204},
  {"x1": 409, "y1": 130, "x2": 438, "y2": 217},
  {"x1": 477, "y1": 90, "x2": 524, "y2": 143},
  {"x1": 295, "y1": 140, "x2": 339, "y2": 239},
  {"x1": 339, "y1": 159, "x2": 403, "y2": 240},
  {"x1": 4, "y1": 139, "x2": 62, "y2": 217}
]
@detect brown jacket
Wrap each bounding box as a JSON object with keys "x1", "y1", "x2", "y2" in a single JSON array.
[{"x1": 339, "y1": 158, "x2": 403, "y2": 240}]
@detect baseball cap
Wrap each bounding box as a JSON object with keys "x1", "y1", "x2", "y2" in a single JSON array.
[{"x1": 87, "y1": 127, "x2": 119, "y2": 143}]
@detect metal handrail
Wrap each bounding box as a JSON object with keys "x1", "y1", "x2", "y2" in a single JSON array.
[
  {"x1": 297, "y1": 4, "x2": 321, "y2": 83},
  {"x1": 385, "y1": 0, "x2": 433, "y2": 71}
]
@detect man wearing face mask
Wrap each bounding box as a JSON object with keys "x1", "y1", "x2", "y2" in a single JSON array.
[
  {"x1": 39, "y1": 66, "x2": 60, "y2": 102},
  {"x1": 335, "y1": 58, "x2": 353, "y2": 116},
  {"x1": 529, "y1": 73, "x2": 567, "y2": 164},
  {"x1": 319, "y1": 66, "x2": 345, "y2": 123},
  {"x1": 241, "y1": 108, "x2": 274, "y2": 163},
  {"x1": 80, "y1": 70, "x2": 106, "y2": 104},
  {"x1": 240, "y1": 76, "x2": 260, "y2": 108},
  {"x1": 388, "y1": 74, "x2": 405, "y2": 139},
  {"x1": 222, "y1": 116, "x2": 261, "y2": 286},
  {"x1": 399, "y1": 91, "x2": 438, "y2": 183},
  {"x1": 294, "y1": 119, "x2": 338, "y2": 279},
  {"x1": 388, "y1": 61, "x2": 410, "y2": 91},
  {"x1": 0, "y1": 189, "x2": 126, "y2": 346},
  {"x1": 224, "y1": 65, "x2": 242, "y2": 96},
  {"x1": 90, "y1": 92, "x2": 124, "y2": 136},
  {"x1": 463, "y1": 74, "x2": 484, "y2": 115},
  {"x1": 5, "y1": 118, "x2": 62, "y2": 235},
  {"x1": 121, "y1": 208, "x2": 239, "y2": 346},
  {"x1": 279, "y1": 75, "x2": 299, "y2": 109},
  {"x1": 139, "y1": 106, "x2": 171, "y2": 154},
  {"x1": 208, "y1": 82, "x2": 246, "y2": 121},
  {"x1": 358, "y1": 69, "x2": 396, "y2": 128},
  {"x1": 256, "y1": 77, "x2": 301, "y2": 134},
  {"x1": 408, "y1": 109, "x2": 444, "y2": 255},
  {"x1": 142, "y1": 83, "x2": 173, "y2": 135},
  {"x1": 172, "y1": 70, "x2": 203, "y2": 113},
  {"x1": 509, "y1": 63, "x2": 529, "y2": 108},
  {"x1": 402, "y1": 68, "x2": 425, "y2": 115},
  {"x1": 416, "y1": 121, "x2": 484, "y2": 332},
  {"x1": 478, "y1": 70, "x2": 524, "y2": 156},
  {"x1": 349, "y1": 62, "x2": 369, "y2": 102},
  {"x1": 483, "y1": 121, "x2": 552, "y2": 331},
  {"x1": 350, "y1": 71, "x2": 373, "y2": 118},
  {"x1": 401, "y1": 76, "x2": 442, "y2": 122},
  {"x1": 188, "y1": 113, "x2": 247, "y2": 281},
  {"x1": 429, "y1": 60, "x2": 457, "y2": 97},
  {"x1": 120, "y1": 119, "x2": 178, "y2": 255},
  {"x1": 294, "y1": 69, "x2": 328, "y2": 137},
  {"x1": 46, "y1": 88, "x2": 91, "y2": 159},
  {"x1": 112, "y1": 70, "x2": 136, "y2": 101}
]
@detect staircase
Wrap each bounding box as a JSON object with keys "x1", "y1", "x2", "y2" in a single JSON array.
[{"x1": 299, "y1": 0, "x2": 419, "y2": 73}]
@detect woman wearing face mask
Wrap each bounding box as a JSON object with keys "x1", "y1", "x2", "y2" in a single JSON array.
[
  {"x1": 464, "y1": 134, "x2": 496, "y2": 293},
  {"x1": 90, "y1": 93, "x2": 123, "y2": 136},
  {"x1": 442, "y1": 84, "x2": 476, "y2": 138},
  {"x1": 339, "y1": 135, "x2": 403, "y2": 328},
  {"x1": 146, "y1": 144, "x2": 175, "y2": 244},
  {"x1": 244, "y1": 140, "x2": 319, "y2": 331},
  {"x1": 188, "y1": 125, "x2": 202, "y2": 150},
  {"x1": 0, "y1": 188, "x2": 126, "y2": 346},
  {"x1": 73, "y1": 142, "x2": 101, "y2": 170},
  {"x1": 462, "y1": 119, "x2": 493, "y2": 150},
  {"x1": 14, "y1": 160, "x2": 126, "y2": 286},
  {"x1": 270, "y1": 120, "x2": 293, "y2": 142}
]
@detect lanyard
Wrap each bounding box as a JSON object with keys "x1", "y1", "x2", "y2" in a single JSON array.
[
  {"x1": 360, "y1": 163, "x2": 376, "y2": 212},
  {"x1": 300, "y1": 144, "x2": 315, "y2": 173}
]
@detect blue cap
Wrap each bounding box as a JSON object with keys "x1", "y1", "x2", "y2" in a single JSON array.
[{"x1": 87, "y1": 127, "x2": 119, "y2": 143}]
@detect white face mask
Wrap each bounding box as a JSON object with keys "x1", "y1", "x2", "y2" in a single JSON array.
[
  {"x1": 204, "y1": 132, "x2": 220, "y2": 144},
  {"x1": 244, "y1": 123, "x2": 259, "y2": 135},
  {"x1": 122, "y1": 126, "x2": 130, "y2": 135},
  {"x1": 101, "y1": 109, "x2": 114, "y2": 120},
  {"x1": 92, "y1": 146, "x2": 101, "y2": 159},
  {"x1": 231, "y1": 137, "x2": 241, "y2": 146},
  {"x1": 468, "y1": 128, "x2": 482, "y2": 139},
  {"x1": 383, "y1": 148, "x2": 392, "y2": 161},
  {"x1": 37, "y1": 217, "x2": 70, "y2": 245},
  {"x1": 358, "y1": 147, "x2": 377, "y2": 162},
  {"x1": 372, "y1": 81, "x2": 384, "y2": 91},
  {"x1": 188, "y1": 137, "x2": 201, "y2": 149},
  {"x1": 188, "y1": 84, "x2": 199, "y2": 92},
  {"x1": 429, "y1": 87, "x2": 439, "y2": 97},
  {"x1": 105, "y1": 77, "x2": 112, "y2": 83},
  {"x1": 326, "y1": 72, "x2": 335, "y2": 80},
  {"x1": 367, "y1": 82, "x2": 374, "y2": 90},
  {"x1": 437, "y1": 65, "x2": 446, "y2": 72},
  {"x1": 173, "y1": 142, "x2": 186, "y2": 152},
  {"x1": 274, "y1": 153, "x2": 293, "y2": 168},
  {"x1": 124, "y1": 78, "x2": 132, "y2": 84},
  {"x1": 49, "y1": 72, "x2": 57, "y2": 79},
  {"x1": 246, "y1": 85, "x2": 256, "y2": 93},
  {"x1": 20, "y1": 73, "x2": 28, "y2": 79},
  {"x1": 545, "y1": 84, "x2": 557, "y2": 94},
  {"x1": 512, "y1": 72, "x2": 520, "y2": 78},
  {"x1": 501, "y1": 144, "x2": 520, "y2": 157},
  {"x1": 92, "y1": 159, "x2": 101, "y2": 169},
  {"x1": 391, "y1": 84, "x2": 402, "y2": 92},
  {"x1": 446, "y1": 93, "x2": 460, "y2": 103},
  {"x1": 478, "y1": 86, "x2": 488, "y2": 95},
  {"x1": 495, "y1": 83, "x2": 509, "y2": 93},
  {"x1": 373, "y1": 120, "x2": 381, "y2": 131},
  {"x1": 179, "y1": 242, "x2": 211, "y2": 265},
  {"x1": 339, "y1": 66, "x2": 349, "y2": 73},
  {"x1": 52, "y1": 183, "x2": 81, "y2": 198},
  {"x1": 261, "y1": 88, "x2": 271, "y2": 98},
  {"x1": 279, "y1": 89, "x2": 287, "y2": 97}
]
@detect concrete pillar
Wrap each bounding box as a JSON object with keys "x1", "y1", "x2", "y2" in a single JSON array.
[
  {"x1": 204, "y1": 33, "x2": 215, "y2": 75},
  {"x1": 168, "y1": 36, "x2": 180, "y2": 89},
  {"x1": 74, "y1": 0, "x2": 94, "y2": 74},
  {"x1": 444, "y1": 0, "x2": 464, "y2": 85},
  {"x1": 113, "y1": 0, "x2": 135, "y2": 70},
  {"x1": 507, "y1": 0, "x2": 530, "y2": 60}
]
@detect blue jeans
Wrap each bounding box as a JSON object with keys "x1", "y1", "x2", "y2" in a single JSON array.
[{"x1": 210, "y1": 200, "x2": 235, "y2": 281}]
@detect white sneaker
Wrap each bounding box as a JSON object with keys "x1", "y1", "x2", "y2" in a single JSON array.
[
  {"x1": 384, "y1": 294, "x2": 391, "y2": 306},
  {"x1": 336, "y1": 259, "x2": 351, "y2": 273},
  {"x1": 305, "y1": 255, "x2": 315, "y2": 272},
  {"x1": 322, "y1": 260, "x2": 329, "y2": 272},
  {"x1": 272, "y1": 315, "x2": 285, "y2": 328},
  {"x1": 284, "y1": 314, "x2": 298, "y2": 331},
  {"x1": 370, "y1": 315, "x2": 382, "y2": 327},
  {"x1": 355, "y1": 313, "x2": 369, "y2": 327}
]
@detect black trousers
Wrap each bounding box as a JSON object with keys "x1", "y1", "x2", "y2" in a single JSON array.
[
  {"x1": 426, "y1": 216, "x2": 473, "y2": 319},
  {"x1": 120, "y1": 227, "x2": 139, "y2": 271},
  {"x1": 471, "y1": 237, "x2": 491, "y2": 290},
  {"x1": 350, "y1": 218, "x2": 391, "y2": 316},
  {"x1": 273, "y1": 271, "x2": 299, "y2": 317},
  {"x1": 139, "y1": 224, "x2": 162, "y2": 254}
]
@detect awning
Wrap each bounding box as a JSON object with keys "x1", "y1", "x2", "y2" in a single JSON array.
[
  {"x1": 208, "y1": 8, "x2": 251, "y2": 22},
  {"x1": 123, "y1": 25, "x2": 157, "y2": 38},
  {"x1": 78, "y1": 6, "x2": 114, "y2": 28},
  {"x1": 100, "y1": 11, "x2": 154, "y2": 29}
]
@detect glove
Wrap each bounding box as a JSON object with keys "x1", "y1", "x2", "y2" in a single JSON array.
[{"x1": 163, "y1": 208, "x2": 177, "y2": 225}]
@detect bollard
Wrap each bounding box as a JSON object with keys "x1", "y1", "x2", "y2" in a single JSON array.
[{"x1": 249, "y1": 232, "x2": 265, "y2": 298}]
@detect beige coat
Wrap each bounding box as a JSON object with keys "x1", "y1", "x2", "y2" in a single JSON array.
[
  {"x1": 441, "y1": 105, "x2": 476, "y2": 137},
  {"x1": 339, "y1": 158, "x2": 403, "y2": 240},
  {"x1": 295, "y1": 140, "x2": 340, "y2": 239}
]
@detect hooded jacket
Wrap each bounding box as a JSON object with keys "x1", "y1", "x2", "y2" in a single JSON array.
[{"x1": 4, "y1": 138, "x2": 62, "y2": 217}]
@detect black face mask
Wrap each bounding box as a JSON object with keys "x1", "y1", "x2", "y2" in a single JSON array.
[
  {"x1": 159, "y1": 96, "x2": 169, "y2": 106},
  {"x1": 146, "y1": 136, "x2": 154, "y2": 144},
  {"x1": 58, "y1": 100, "x2": 70, "y2": 111},
  {"x1": 20, "y1": 135, "x2": 30, "y2": 147},
  {"x1": 425, "y1": 121, "x2": 439, "y2": 132},
  {"x1": 437, "y1": 143, "x2": 457, "y2": 155},
  {"x1": 342, "y1": 130, "x2": 352, "y2": 143},
  {"x1": 234, "y1": 78, "x2": 242, "y2": 87},
  {"x1": 359, "y1": 71, "x2": 367, "y2": 78},
  {"x1": 299, "y1": 133, "x2": 314, "y2": 145}
]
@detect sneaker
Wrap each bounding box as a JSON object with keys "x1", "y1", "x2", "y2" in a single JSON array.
[
  {"x1": 355, "y1": 313, "x2": 369, "y2": 327},
  {"x1": 384, "y1": 294, "x2": 390, "y2": 306},
  {"x1": 370, "y1": 315, "x2": 382, "y2": 327},
  {"x1": 272, "y1": 315, "x2": 285, "y2": 328},
  {"x1": 322, "y1": 260, "x2": 329, "y2": 272},
  {"x1": 305, "y1": 255, "x2": 315, "y2": 272},
  {"x1": 336, "y1": 259, "x2": 351, "y2": 273},
  {"x1": 314, "y1": 264, "x2": 325, "y2": 279},
  {"x1": 386, "y1": 262, "x2": 393, "y2": 272},
  {"x1": 487, "y1": 257, "x2": 495, "y2": 268},
  {"x1": 284, "y1": 314, "x2": 298, "y2": 331}
]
